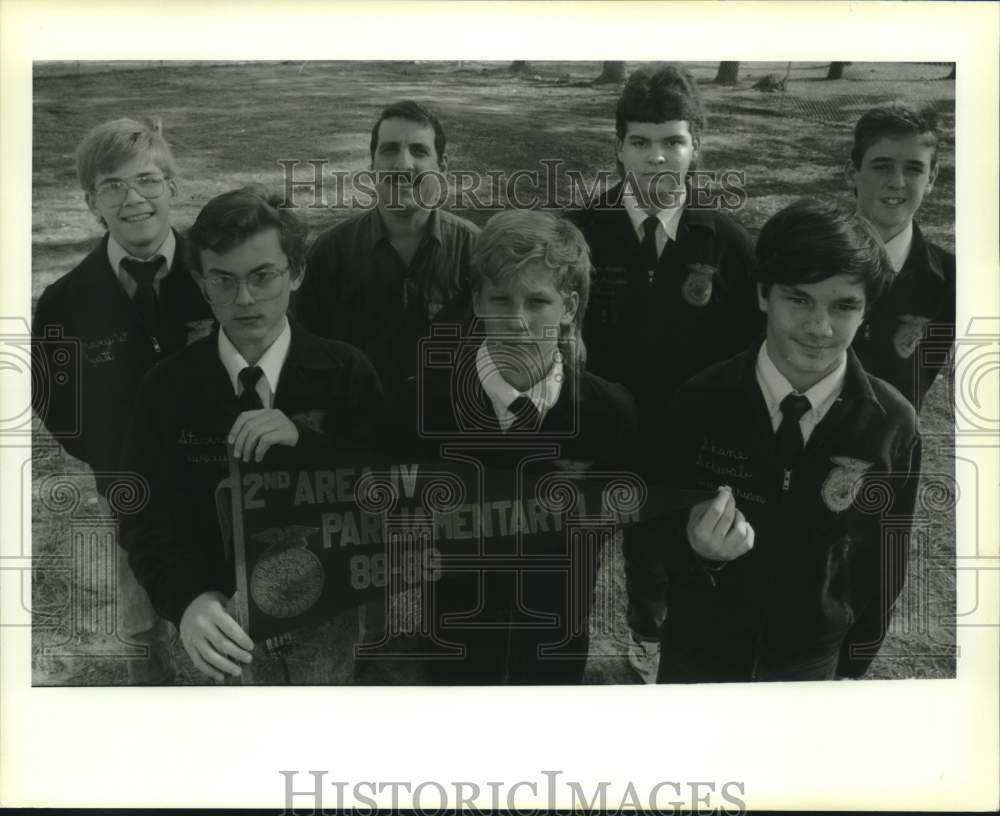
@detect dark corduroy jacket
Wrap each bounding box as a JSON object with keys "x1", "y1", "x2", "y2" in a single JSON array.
[
  {"x1": 119, "y1": 321, "x2": 382, "y2": 625},
  {"x1": 643, "y1": 342, "x2": 921, "y2": 683},
  {"x1": 32, "y1": 231, "x2": 213, "y2": 494},
  {"x1": 852, "y1": 220, "x2": 956, "y2": 412},
  {"x1": 569, "y1": 182, "x2": 761, "y2": 422}
]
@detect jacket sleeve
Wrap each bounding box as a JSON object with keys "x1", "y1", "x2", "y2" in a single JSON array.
[
  {"x1": 629, "y1": 387, "x2": 721, "y2": 607},
  {"x1": 119, "y1": 373, "x2": 218, "y2": 625},
  {"x1": 717, "y1": 217, "x2": 764, "y2": 357},
  {"x1": 32, "y1": 288, "x2": 88, "y2": 463},
  {"x1": 836, "y1": 430, "x2": 923, "y2": 678},
  {"x1": 915, "y1": 249, "x2": 956, "y2": 410}
]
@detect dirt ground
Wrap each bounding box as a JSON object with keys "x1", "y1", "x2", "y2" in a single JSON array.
[{"x1": 30, "y1": 60, "x2": 957, "y2": 685}]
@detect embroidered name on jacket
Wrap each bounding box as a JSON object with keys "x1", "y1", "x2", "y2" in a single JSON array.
[
  {"x1": 694, "y1": 435, "x2": 766, "y2": 505},
  {"x1": 83, "y1": 331, "x2": 130, "y2": 364}
]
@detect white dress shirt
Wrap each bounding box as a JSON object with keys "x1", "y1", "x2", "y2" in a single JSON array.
[
  {"x1": 623, "y1": 189, "x2": 686, "y2": 259},
  {"x1": 883, "y1": 221, "x2": 913, "y2": 273},
  {"x1": 218, "y1": 317, "x2": 292, "y2": 408},
  {"x1": 475, "y1": 341, "x2": 563, "y2": 431},
  {"x1": 755, "y1": 341, "x2": 846, "y2": 445},
  {"x1": 108, "y1": 230, "x2": 176, "y2": 298}
]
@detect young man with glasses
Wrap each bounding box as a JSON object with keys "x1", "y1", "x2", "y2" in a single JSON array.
[
  {"x1": 118, "y1": 187, "x2": 382, "y2": 683},
  {"x1": 32, "y1": 117, "x2": 213, "y2": 684}
]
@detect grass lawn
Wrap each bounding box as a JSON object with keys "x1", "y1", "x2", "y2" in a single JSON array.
[{"x1": 30, "y1": 60, "x2": 956, "y2": 684}]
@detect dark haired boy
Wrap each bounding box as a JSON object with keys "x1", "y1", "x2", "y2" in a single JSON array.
[
  {"x1": 32, "y1": 117, "x2": 214, "y2": 684},
  {"x1": 119, "y1": 187, "x2": 381, "y2": 683},
  {"x1": 296, "y1": 100, "x2": 480, "y2": 401},
  {"x1": 648, "y1": 200, "x2": 920, "y2": 683},
  {"x1": 845, "y1": 102, "x2": 955, "y2": 413},
  {"x1": 569, "y1": 65, "x2": 760, "y2": 680}
]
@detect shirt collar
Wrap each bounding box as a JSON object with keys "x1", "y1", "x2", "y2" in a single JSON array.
[
  {"x1": 622, "y1": 189, "x2": 686, "y2": 242},
  {"x1": 475, "y1": 341, "x2": 563, "y2": 421},
  {"x1": 755, "y1": 340, "x2": 846, "y2": 423},
  {"x1": 883, "y1": 221, "x2": 913, "y2": 273},
  {"x1": 369, "y1": 206, "x2": 441, "y2": 248},
  {"x1": 217, "y1": 317, "x2": 292, "y2": 401},
  {"x1": 108, "y1": 230, "x2": 176, "y2": 280}
]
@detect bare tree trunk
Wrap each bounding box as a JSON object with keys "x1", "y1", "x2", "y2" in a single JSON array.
[
  {"x1": 713, "y1": 61, "x2": 740, "y2": 85},
  {"x1": 594, "y1": 61, "x2": 626, "y2": 84},
  {"x1": 826, "y1": 62, "x2": 850, "y2": 80}
]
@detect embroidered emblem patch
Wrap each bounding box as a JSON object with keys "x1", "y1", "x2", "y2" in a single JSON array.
[
  {"x1": 681, "y1": 263, "x2": 716, "y2": 307},
  {"x1": 289, "y1": 409, "x2": 328, "y2": 434},
  {"x1": 821, "y1": 456, "x2": 874, "y2": 513},
  {"x1": 250, "y1": 526, "x2": 325, "y2": 619},
  {"x1": 552, "y1": 458, "x2": 594, "y2": 477},
  {"x1": 892, "y1": 314, "x2": 932, "y2": 359}
]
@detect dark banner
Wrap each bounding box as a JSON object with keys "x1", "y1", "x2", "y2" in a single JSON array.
[{"x1": 226, "y1": 441, "x2": 711, "y2": 643}]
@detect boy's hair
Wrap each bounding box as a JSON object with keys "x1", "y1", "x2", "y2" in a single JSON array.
[
  {"x1": 471, "y1": 209, "x2": 592, "y2": 369},
  {"x1": 754, "y1": 199, "x2": 892, "y2": 305},
  {"x1": 187, "y1": 185, "x2": 308, "y2": 278},
  {"x1": 615, "y1": 65, "x2": 706, "y2": 143},
  {"x1": 369, "y1": 100, "x2": 446, "y2": 163},
  {"x1": 75, "y1": 117, "x2": 176, "y2": 192},
  {"x1": 850, "y1": 102, "x2": 941, "y2": 169}
]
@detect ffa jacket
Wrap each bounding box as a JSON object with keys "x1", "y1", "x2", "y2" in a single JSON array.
[
  {"x1": 32, "y1": 231, "x2": 213, "y2": 495},
  {"x1": 119, "y1": 321, "x2": 382, "y2": 625},
  {"x1": 569, "y1": 183, "x2": 761, "y2": 421},
  {"x1": 383, "y1": 344, "x2": 639, "y2": 684},
  {"x1": 852, "y1": 221, "x2": 956, "y2": 412},
  {"x1": 650, "y1": 342, "x2": 921, "y2": 682}
]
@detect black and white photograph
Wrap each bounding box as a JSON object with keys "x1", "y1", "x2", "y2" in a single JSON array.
[
  {"x1": 28, "y1": 57, "x2": 959, "y2": 689},
  {"x1": 2, "y1": 1, "x2": 997, "y2": 812}
]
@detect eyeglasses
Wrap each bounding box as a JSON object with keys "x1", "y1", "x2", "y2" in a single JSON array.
[
  {"x1": 93, "y1": 174, "x2": 168, "y2": 207},
  {"x1": 201, "y1": 267, "x2": 290, "y2": 305}
]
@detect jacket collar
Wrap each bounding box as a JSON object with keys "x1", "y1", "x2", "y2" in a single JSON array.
[
  {"x1": 902, "y1": 220, "x2": 946, "y2": 282},
  {"x1": 599, "y1": 180, "x2": 716, "y2": 237},
  {"x1": 737, "y1": 337, "x2": 884, "y2": 415}
]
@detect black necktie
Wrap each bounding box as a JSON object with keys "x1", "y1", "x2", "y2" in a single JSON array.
[
  {"x1": 508, "y1": 396, "x2": 541, "y2": 432},
  {"x1": 776, "y1": 394, "x2": 812, "y2": 465},
  {"x1": 121, "y1": 256, "x2": 163, "y2": 332},
  {"x1": 640, "y1": 215, "x2": 659, "y2": 283},
  {"x1": 238, "y1": 366, "x2": 265, "y2": 411}
]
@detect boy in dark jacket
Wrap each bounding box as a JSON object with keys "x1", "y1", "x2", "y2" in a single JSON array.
[
  {"x1": 32, "y1": 118, "x2": 213, "y2": 683},
  {"x1": 118, "y1": 188, "x2": 381, "y2": 683},
  {"x1": 389, "y1": 209, "x2": 638, "y2": 684},
  {"x1": 846, "y1": 103, "x2": 955, "y2": 413},
  {"x1": 651, "y1": 200, "x2": 920, "y2": 683},
  {"x1": 569, "y1": 66, "x2": 759, "y2": 679}
]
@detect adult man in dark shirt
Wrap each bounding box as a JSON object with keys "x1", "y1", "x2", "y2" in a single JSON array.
[{"x1": 296, "y1": 100, "x2": 479, "y2": 401}]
